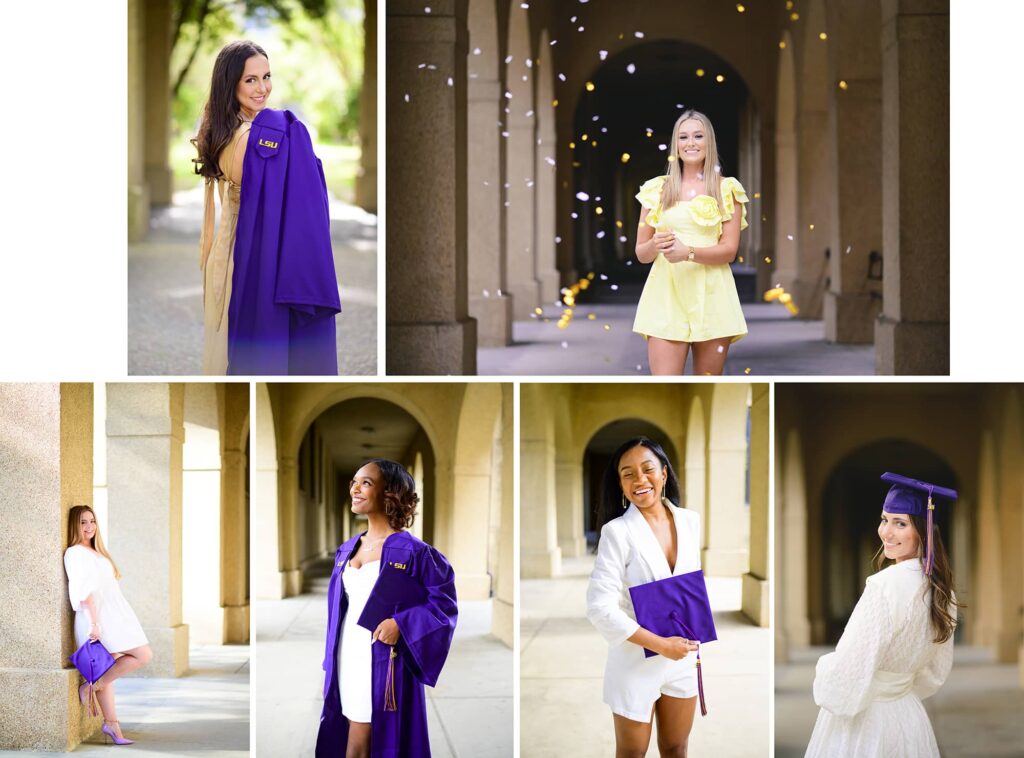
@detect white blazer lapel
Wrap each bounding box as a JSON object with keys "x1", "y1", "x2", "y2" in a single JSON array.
[{"x1": 624, "y1": 503, "x2": 672, "y2": 581}]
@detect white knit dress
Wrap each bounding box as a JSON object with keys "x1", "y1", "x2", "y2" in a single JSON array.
[{"x1": 63, "y1": 545, "x2": 149, "y2": 653}]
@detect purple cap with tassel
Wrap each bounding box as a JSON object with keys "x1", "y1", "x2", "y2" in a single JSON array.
[{"x1": 880, "y1": 472, "x2": 958, "y2": 576}]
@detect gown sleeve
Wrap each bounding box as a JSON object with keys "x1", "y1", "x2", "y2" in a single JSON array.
[
  {"x1": 392, "y1": 544, "x2": 458, "y2": 688},
  {"x1": 63, "y1": 547, "x2": 98, "y2": 613},
  {"x1": 912, "y1": 634, "x2": 954, "y2": 700},
  {"x1": 719, "y1": 177, "x2": 749, "y2": 231},
  {"x1": 586, "y1": 522, "x2": 641, "y2": 645},
  {"x1": 812, "y1": 576, "x2": 893, "y2": 718},
  {"x1": 636, "y1": 175, "x2": 667, "y2": 228}
]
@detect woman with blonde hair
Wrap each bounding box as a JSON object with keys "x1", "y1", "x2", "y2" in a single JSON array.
[
  {"x1": 64, "y1": 505, "x2": 153, "y2": 745},
  {"x1": 633, "y1": 110, "x2": 749, "y2": 375}
]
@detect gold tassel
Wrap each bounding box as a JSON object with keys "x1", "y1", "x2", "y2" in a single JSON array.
[{"x1": 384, "y1": 647, "x2": 397, "y2": 712}]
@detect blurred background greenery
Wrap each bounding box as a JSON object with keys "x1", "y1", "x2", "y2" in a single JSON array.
[{"x1": 169, "y1": 0, "x2": 364, "y2": 202}]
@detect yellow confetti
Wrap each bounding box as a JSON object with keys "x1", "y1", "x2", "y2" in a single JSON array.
[
  {"x1": 586, "y1": 272, "x2": 596, "y2": 280},
  {"x1": 591, "y1": 140, "x2": 597, "y2": 147},
  {"x1": 838, "y1": 80, "x2": 849, "y2": 90},
  {"x1": 552, "y1": 99, "x2": 559, "y2": 107},
  {"x1": 744, "y1": 368, "x2": 752, "y2": 374},
  {"x1": 595, "y1": 206, "x2": 604, "y2": 215},
  {"x1": 696, "y1": 68, "x2": 705, "y2": 77},
  {"x1": 667, "y1": 155, "x2": 676, "y2": 162},
  {"x1": 581, "y1": 133, "x2": 588, "y2": 141},
  {"x1": 603, "y1": 324, "x2": 610, "y2": 331},
  {"x1": 569, "y1": 141, "x2": 576, "y2": 149},
  {"x1": 819, "y1": 32, "x2": 827, "y2": 40},
  {"x1": 736, "y1": 3, "x2": 745, "y2": 12},
  {"x1": 621, "y1": 152, "x2": 631, "y2": 163},
  {"x1": 753, "y1": 192, "x2": 761, "y2": 199},
  {"x1": 615, "y1": 220, "x2": 623, "y2": 228},
  {"x1": 737, "y1": 256, "x2": 744, "y2": 263},
  {"x1": 533, "y1": 307, "x2": 543, "y2": 315},
  {"x1": 646, "y1": 129, "x2": 653, "y2": 138},
  {"x1": 585, "y1": 81, "x2": 595, "y2": 92},
  {"x1": 809, "y1": 224, "x2": 815, "y2": 230},
  {"x1": 786, "y1": 0, "x2": 793, "y2": 8},
  {"x1": 572, "y1": 161, "x2": 581, "y2": 168},
  {"x1": 779, "y1": 40, "x2": 787, "y2": 49},
  {"x1": 764, "y1": 256, "x2": 772, "y2": 263},
  {"x1": 791, "y1": 11, "x2": 800, "y2": 21},
  {"x1": 716, "y1": 74, "x2": 725, "y2": 83},
  {"x1": 587, "y1": 313, "x2": 596, "y2": 320}
]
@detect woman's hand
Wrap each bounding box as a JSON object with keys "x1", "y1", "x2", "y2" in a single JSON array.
[
  {"x1": 658, "y1": 635, "x2": 699, "y2": 661},
  {"x1": 372, "y1": 618, "x2": 402, "y2": 646},
  {"x1": 659, "y1": 234, "x2": 695, "y2": 264},
  {"x1": 88, "y1": 622, "x2": 102, "y2": 641}
]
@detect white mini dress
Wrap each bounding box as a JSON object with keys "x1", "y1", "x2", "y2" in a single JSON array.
[
  {"x1": 63, "y1": 545, "x2": 149, "y2": 653},
  {"x1": 339, "y1": 560, "x2": 379, "y2": 723}
]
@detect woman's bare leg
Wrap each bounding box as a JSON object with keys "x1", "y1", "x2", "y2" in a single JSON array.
[
  {"x1": 691, "y1": 337, "x2": 731, "y2": 376},
  {"x1": 346, "y1": 720, "x2": 371, "y2": 758},
  {"x1": 92, "y1": 645, "x2": 152, "y2": 740},
  {"x1": 648, "y1": 337, "x2": 690, "y2": 375},
  {"x1": 613, "y1": 710, "x2": 654, "y2": 758},
  {"x1": 95, "y1": 680, "x2": 117, "y2": 725},
  {"x1": 653, "y1": 694, "x2": 697, "y2": 757}
]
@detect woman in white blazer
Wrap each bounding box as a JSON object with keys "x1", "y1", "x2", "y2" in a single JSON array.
[{"x1": 586, "y1": 436, "x2": 703, "y2": 758}]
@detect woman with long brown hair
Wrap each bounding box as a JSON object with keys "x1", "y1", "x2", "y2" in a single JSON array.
[
  {"x1": 805, "y1": 473, "x2": 961, "y2": 757},
  {"x1": 633, "y1": 109, "x2": 749, "y2": 376},
  {"x1": 64, "y1": 505, "x2": 152, "y2": 745}
]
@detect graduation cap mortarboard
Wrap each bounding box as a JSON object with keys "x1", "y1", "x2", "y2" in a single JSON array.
[
  {"x1": 629, "y1": 570, "x2": 717, "y2": 715},
  {"x1": 880, "y1": 472, "x2": 958, "y2": 576}
]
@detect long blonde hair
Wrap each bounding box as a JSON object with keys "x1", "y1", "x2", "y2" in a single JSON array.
[
  {"x1": 66, "y1": 505, "x2": 122, "y2": 579},
  {"x1": 659, "y1": 110, "x2": 723, "y2": 212}
]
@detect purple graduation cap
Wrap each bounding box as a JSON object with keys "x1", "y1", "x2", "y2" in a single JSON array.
[
  {"x1": 629, "y1": 570, "x2": 717, "y2": 716},
  {"x1": 880, "y1": 472, "x2": 958, "y2": 576}
]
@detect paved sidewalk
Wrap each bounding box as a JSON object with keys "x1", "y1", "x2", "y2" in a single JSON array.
[
  {"x1": 253, "y1": 591, "x2": 512, "y2": 757},
  {"x1": 775, "y1": 645, "x2": 1024, "y2": 757},
  {"x1": 478, "y1": 298, "x2": 875, "y2": 376},
  {"x1": 0, "y1": 645, "x2": 249, "y2": 757},
  {"x1": 521, "y1": 556, "x2": 771, "y2": 757},
  {"x1": 128, "y1": 185, "x2": 377, "y2": 376}
]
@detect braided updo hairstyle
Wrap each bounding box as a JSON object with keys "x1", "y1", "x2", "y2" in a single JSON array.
[{"x1": 366, "y1": 458, "x2": 419, "y2": 531}]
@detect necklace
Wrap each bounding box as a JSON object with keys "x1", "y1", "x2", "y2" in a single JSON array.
[{"x1": 360, "y1": 532, "x2": 394, "y2": 552}]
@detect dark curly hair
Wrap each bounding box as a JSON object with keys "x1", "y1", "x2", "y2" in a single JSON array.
[
  {"x1": 366, "y1": 459, "x2": 419, "y2": 531},
  {"x1": 597, "y1": 436, "x2": 681, "y2": 529},
  {"x1": 192, "y1": 40, "x2": 268, "y2": 179}
]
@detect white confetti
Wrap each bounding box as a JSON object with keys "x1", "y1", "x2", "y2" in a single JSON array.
[
  {"x1": 424, "y1": 6, "x2": 431, "y2": 13},
  {"x1": 504, "y1": 91, "x2": 513, "y2": 99},
  {"x1": 658, "y1": 143, "x2": 667, "y2": 151},
  {"x1": 610, "y1": 284, "x2": 619, "y2": 290},
  {"x1": 845, "y1": 245, "x2": 853, "y2": 254},
  {"x1": 473, "y1": 47, "x2": 481, "y2": 55},
  {"x1": 716, "y1": 345, "x2": 724, "y2": 353},
  {"x1": 404, "y1": 93, "x2": 411, "y2": 102},
  {"x1": 576, "y1": 191, "x2": 590, "y2": 201},
  {"x1": 555, "y1": 236, "x2": 562, "y2": 243},
  {"x1": 578, "y1": 25, "x2": 585, "y2": 32},
  {"x1": 501, "y1": 131, "x2": 510, "y2": 138},
  {"x1": 558, "y1": 73, "x2": 567, "y2": 82},
  {"x1": 550, "y1": 39, "x2": 558, "y2": 46},
  {"x1": 527, "y1": 109, "x2": 535, "y2": 118},
  {"x1": 570, "y1": 212, "x2": 578, "y2": 219},
  {"x1": 636, "y1": 364, "x2": 643, "y2": 372},
  {"x1": 520, "y1": 1, "x2": 529, "y2": 7},
  {"x1": 447, "y1": 77, "x2": 453, "y2": 86},
  {"x1": 597, "y1": 231, "x2": 606, "y2": 239},
  {"x1": 505, "y1": 55, "x2": 513, "y2": 64},
  {"x1": 526, "y1": 180, "x2": 534, "y2": 188},
  {"x1": 599, "y1": 50, "x2": 608, "y2": 60},
  {"x1": 787, "y1": 234, "x2": 794, "y2": 240},
  {"x1": 482, "y1": 289, "x2": 490, "y2": 297},
  {"x1": 561, "y1": 341, "x2": 569, "y2": 349},
  {"x1": 618, "y1": 235, "x2": 627, "y2": 242},
  {"x1": 545, "y1": 156, "x2": 556, "y2": 166},
  {"x1": 599, "y1": 274, "x2": 608, "y2": 280},
  {"x1": 626, "y1": 260, "x2": 633, "y2": 266},
  {"x1": 635, "y1": 31, "x2": 645, "y2": 38},
  {"x1": 526, "y1": 59, "x2": 533, "y2": 68},
  {"x1": 626, "y1": 63, "x2": 636, "y2": 74}
]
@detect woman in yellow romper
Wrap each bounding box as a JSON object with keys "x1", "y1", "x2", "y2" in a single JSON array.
[{"x1": 634, "y1": 110, "x2": 748, "y2": 375}]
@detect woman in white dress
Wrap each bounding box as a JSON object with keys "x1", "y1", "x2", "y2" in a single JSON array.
[
  {"x1": 586, "y1": 437, "x2": 703, "y2": 758},
  {"x1": 64, "y1": 505, "x2": 152, "y2": 745},
  {"x1": 806, "y1": 473, "x2": 961, "y2": 758}
]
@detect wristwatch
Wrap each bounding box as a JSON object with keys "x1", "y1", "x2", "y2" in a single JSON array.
[{"x1": 687, "y1": 246, "x2": 696, "y2": 262}]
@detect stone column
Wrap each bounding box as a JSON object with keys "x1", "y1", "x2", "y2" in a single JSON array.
[
  {"x1": 219, "y1": 383, "x2": 249, "y2": 644},
  {"x1": 555, "y1": 458, "x2": 586, "y2": 558},
  {"x1": 127, "y1": 0, "x2": 149, "y2": 242},
  {"x1": 467, "y1": 70, "x2": 513, "y2": 346},
  {"x1": 355, "y1": 0, "x2": 378, "y2": 213},
  {"x1": 386, "y1": 1, "x2": 477, "y2": 374},
  {"x1": 778, "y1": 426, "x2": 811, "y2": 659},
  {"x1": 450, "y1": 464, "x2": 493, "y2": 600},
  {"x1": 253, "y1": 386, "x2": 282, "y2": 599},
  {"x1": 492, "y1": 385, "x2": 514, "y2": 647},
  {"x1": 741, "y1": 385, "x2": 769, "y2": 627},
  {"x1": 106, "y1": 383, "x2": 188, "y2": 677},
  {"x1": 143, "y1": 0, "x2": 173, "y2": 205},
  {"x1": 521, "y1": 386, "x2": 561, "y2": 578},
  {"x1": 793, "y1": 108, "x2": 831, "y2": 319},
  {"x1": 278, "y1": 456, "x2": 303, "y2": 596},
  {"x1": 702, "y1": 404, "x2": 749, "y2": 577},
  {"x1": 824, "y1": 0, "x2": 884, "y2": 343},
  {"x1": 505, "y1": 110, "x2": 540, "y2": 319},
  {"x1": 534, "y1": 91, "x2": 560, "y2": 303},
  {"x1": 875, "y1": 0, "x2": 950, "y2": 374},
  {"x1": 0, "y1": 384, "x2": 96, "y2": 750}
]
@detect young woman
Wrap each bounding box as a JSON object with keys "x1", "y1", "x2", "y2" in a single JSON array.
[
  {"x1": 806, "y1": 474, "x2": 959, "y2": 757},
  {"x1": 316, "y1": 460, "x2": 458, "y2": 758},
  {"x1": 633, "y1": 110, "x2": 749, "y2": 376},
  {"x1": 63, "y1": 505, "x2": 153, "y2": 745},
  {"x1": 194, "y1": 40, "x2": 341, "y2": 376},
  {"x1": 586, "y1": 438, "x2": 704, "y2": 758}
]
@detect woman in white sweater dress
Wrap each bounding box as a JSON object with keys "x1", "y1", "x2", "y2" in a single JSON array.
[
  {"x1": 64, "y1": 505, "x2": 153, "y2": 745},
  {"x1": 586, "y1": 437, "x2": 704, "y2": 758},
  {"x1": 806, "y1": 474, "x2": 960, "y2": 757}
]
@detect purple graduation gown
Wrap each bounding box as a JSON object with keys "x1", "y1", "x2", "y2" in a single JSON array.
[
  {"x1": 316, "y1": 531, "x2": 458, "y2": 757},
  {"x1": 228, "y1": 108, "x2": 341, "y2": 375}
]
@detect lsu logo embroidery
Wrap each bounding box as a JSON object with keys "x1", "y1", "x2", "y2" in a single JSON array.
[
  {"x1": 390, "y1": 562, "x2": 407, "y2": 570},
  {"x1": 258, "y1": 138, "x2": 279, "y2": 149}
]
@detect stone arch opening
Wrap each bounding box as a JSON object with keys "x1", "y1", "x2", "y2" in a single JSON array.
[
  {"x1": 568, "y1": 40, "x2": 753, "y2": 283},
  {"x1": 815, "y1": 440, "x2": 957, "y2": 644},
  {"x1": 581, "y1": 418, "x2": 680, "y2": 546}
]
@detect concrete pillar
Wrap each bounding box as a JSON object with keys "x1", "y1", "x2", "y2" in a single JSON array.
[
  {"x1": 106, "y1": 383, "x2": 188, "y2": 678},
  {"x1": 555, "y1": 458, "x2": 586, "y2": 559},
  {"x1": 386, "y1": 1, "x2": 477, "y2": 374},
  {"x1": 778, "y1": 427, "x2": 811, "y2": 660},
  {"x1": 521, "y1": 386, "x2": 561, "y2": 578},
  {"x1": 741, "y1": 385, "x2": 770, "y2": 627},
  {"x1": 253, "y1": 385, "x2": 282, "y2": 599},
  {"x1": 127, "y1": 0, "x2": 149, "y2": 242},
  {"x1": 684, "y1": 399, "x2": 707, "y2": 543},
  {"x1": 702, "y1": 394, "x2": 749, "y2": 577},
  {"x1": 451, "y1": 465, "x2": 493, "y2": 600},
  {"x1": 219, "y1": 383, "x2": 249, "y2": 644},
  {"x1": 793, "y1": 108, "x2": 831, "y2": 319},
  {"x1": 355, "y1": 0, "x2": 378, "y2": 213},
  {"x1": 143, "y1": 0, "x2": 173, "y2": 206},
  {"x1": 824, "y1": 0, "x2": 884, "y2": 343},
  {"x1": 492, "y1": 384, "x2": 515, "y2": 647},
  {"x1": 534, "y1": 51, "x2": 560, "y2": 303},
  {"x1": 278, "y1": 456, "x2": 303, "y2": 596},
  {"x1": 0, "y1": 384, "x2": 97, "y2": 750},
  {"x1": 875, "y1": 0, "x2": 950, "y2": 374},
  {"x1": 772, "y1": 34, "x2": 799, "y2": 306}
]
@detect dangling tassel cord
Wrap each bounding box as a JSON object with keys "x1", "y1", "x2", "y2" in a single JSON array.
[
  {"x1": 924, "y1": 494, "x2": 935, "y2": 576},
  {"x1": 383, "y1": 647, "x2": 398, "y2": 712},
  {"x1": 87, "y1": 682, "x2": 98, "y2": 717},
  {"x1": 695, "y1": 644, "x2": 708, "y2": 716}
]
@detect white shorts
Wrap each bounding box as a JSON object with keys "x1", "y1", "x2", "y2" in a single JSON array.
[{"x1": 603, "y1": 641, "x2": 699, "y2": 722}]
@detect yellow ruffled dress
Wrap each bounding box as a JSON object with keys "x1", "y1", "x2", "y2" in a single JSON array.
[{"x1": 632, "y1": 175, "x2": 749, "y2": 343}]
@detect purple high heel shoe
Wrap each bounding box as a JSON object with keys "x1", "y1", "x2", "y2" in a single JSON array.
[{"x1": 101, "y1": 720, "x2": 134, "y2": 746}]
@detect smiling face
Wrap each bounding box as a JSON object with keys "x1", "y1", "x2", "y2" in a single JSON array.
[
  {"x1": 78, "y1": 509, "x2": 97, "y2": 545},
  {"x1": 235, "y1": 54, "x2": 272, "y2": 117},
  {"x1": 676, "y1": 118, "x2": 707, "y2": 167},
  {"x1": 617, "y1": 445, "x2": 668, "y2": 511},
  {"x1": 878, "y1": 510, "x2": 921, "y2": 563},
  {"x1": 350, "y1": 463, "x2": 383, "y2": 515}
]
